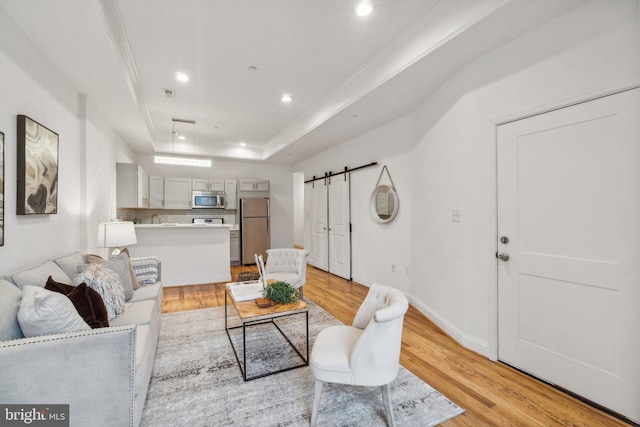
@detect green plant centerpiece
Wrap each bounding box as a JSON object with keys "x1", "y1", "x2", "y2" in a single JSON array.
[{"x1": 262, "y1": 280, "x2": 300, "y2": 304}]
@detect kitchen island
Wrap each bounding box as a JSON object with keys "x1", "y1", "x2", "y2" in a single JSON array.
[{"x1": 131, "y1": 224, "x2": 232, "y2": 286}]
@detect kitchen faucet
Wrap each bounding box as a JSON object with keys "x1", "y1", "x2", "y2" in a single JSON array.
[{"x1": 151, "y1": 214, "x2": 161, "y2": 224}]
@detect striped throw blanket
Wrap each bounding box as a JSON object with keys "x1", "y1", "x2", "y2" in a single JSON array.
[{"x1": 131, "y1": 257, "x2": 159, "y2": 284}]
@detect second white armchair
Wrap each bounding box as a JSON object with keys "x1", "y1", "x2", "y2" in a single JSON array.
[{"x1": 264, "y1": 248, "x2": 309, "y2": 292}]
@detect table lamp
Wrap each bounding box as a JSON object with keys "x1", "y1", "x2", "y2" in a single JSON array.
[{"x1": 97, "y1": 221, "x2": 137, "y2": 257}]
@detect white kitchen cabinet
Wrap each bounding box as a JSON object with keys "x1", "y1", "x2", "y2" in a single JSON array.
[
  {"x1": 238, "y1": 179, "x2": 269, "y2": 192},
  {"x1": 193, "y1": 179, "x2": 225, "y2": 192},
  {"x1": 230, "y1": 230, "x2": 240, "y2": 264},
  {"x1": 224, "y1": 180, "x2": 237, "y2": 210},
  {"x1": 149, "y1": 175, "x2": 164, "y2": 208},
  {"x1": 164, "y1": 177, "x2": 192, "y2": 209},
  {"x1": 116, "y1": 163, "x2": 149, "y2": 208}
]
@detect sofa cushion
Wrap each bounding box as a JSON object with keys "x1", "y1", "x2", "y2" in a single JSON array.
[
  {"x1": 45, "y1": 277, "x2": 109, "y2": 328},
  {"x1": 128, "y1": 284, "x2": 161, "y2": 316},
  {"x1": 74, "y1": 264, "x2": 126, "y2": 320},
  {"x1": 17, "y1": 286, "x2": 91, "y2": 337},
  {"x1": 110, "y1": 299, "x2": 156, "y2": 328},
  {"x1": 121, "y1": 248, "x2": 142, "y2": 290},
  {"x1": 53, "y1": 252, "x2": 86, "y2": 278},
  {"x1": 0, "y1": 279, "x2": 24, "y2": 341},
  {"x1": 87, "y1": 254, "x2": 134, "y2": 301},
  {"x1": 12, "y1": 261, "x2": 71, "y2": 290}
]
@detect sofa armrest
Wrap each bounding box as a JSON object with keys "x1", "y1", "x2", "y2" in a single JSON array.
[{"x1": 0, "y1": 326, "x2": 137, "y2": 427}]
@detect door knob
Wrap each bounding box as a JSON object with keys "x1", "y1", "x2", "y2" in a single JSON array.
[{"x1": 496, "y1": 252, "x2": 510, "y2": 261}]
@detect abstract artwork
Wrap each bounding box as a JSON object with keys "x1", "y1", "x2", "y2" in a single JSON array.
[
  {"x1": 0, "y1": 131, "x2": 4, "y2": 246},
  {"x1": 17, "y1": 115, "x2": 58, "y2": 215}
]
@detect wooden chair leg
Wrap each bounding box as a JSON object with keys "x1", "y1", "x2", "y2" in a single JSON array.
[
  {"x1": 311, "y1": 379, "x2": 324, "y2": 426},
  {"x1": 381, "y1": 383, "x2": 396, "y2": 427}
]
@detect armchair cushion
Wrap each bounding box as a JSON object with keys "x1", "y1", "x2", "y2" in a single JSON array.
[{"x1": 310, "y1": 325, "x2": 362, "y2": 383}]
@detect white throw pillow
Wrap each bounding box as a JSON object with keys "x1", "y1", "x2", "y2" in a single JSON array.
[
  {"x1": 17, "y1": 285, "x2": 91, "y2": 337},
  {"x1": 74, "y1": 263, "x2": 126, "y2": 320}
]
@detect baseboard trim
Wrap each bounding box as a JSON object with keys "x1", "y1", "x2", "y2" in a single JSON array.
[
  {"x1": 408, "y1": 295, "x2": 490, "y2": 358},
  {"x1": 346, "y1": 276, "x2": 490, "y2": 358}
]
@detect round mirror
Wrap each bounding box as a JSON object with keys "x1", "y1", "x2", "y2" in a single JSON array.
[{"x1": 370, "y1": 185, "x2": 399, "y2": 223}]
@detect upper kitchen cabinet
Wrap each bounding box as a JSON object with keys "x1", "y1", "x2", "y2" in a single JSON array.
[
  {"x1": 164, "y1": 177, "x2": 192, "y2": 209},
  {"x1": 116, "y1": 163, "x2": 149, "y2": 208},
  {"x1": 238, "y1": 179, "x2": 270, "y2": 192},
  {"x1": 149, "y1": 176, "x2": 164, "y2": 208},
  {"x1": 225, "y1": 180, "x2": 237, "y2": 210},
  {"x1": 192, "y1": 179, "x2": 225, "y2": 192}
]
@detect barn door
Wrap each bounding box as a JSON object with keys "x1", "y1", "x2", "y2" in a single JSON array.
[
  {"x1": 311, "y1": 179, "x2": 328, "y2": 271},
  {"x1": 328, "y1": 174, "x2": 351, "y2": 280}
]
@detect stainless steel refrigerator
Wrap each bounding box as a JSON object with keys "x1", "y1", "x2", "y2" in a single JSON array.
[{"x1": 240, "y1": 198, "x2": 270, "y2": 265}]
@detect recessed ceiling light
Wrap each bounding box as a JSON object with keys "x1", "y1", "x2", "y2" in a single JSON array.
[
  {"x1": 178, "y1": 135, "x2": 186, "y2": 140},
  {"x1": 281, "y1": 94, "x2": 293, "y2": 103},
  {"x1": 356, "y1": 2, "x2": 372, "y2": 16},
  {"x1": 239, "y1": 142, "x2": 246, "y2": 146},
  {"x1": 175, "y1": 72, "x2": 189, "y2": 83},
  {"x1": 248, "y1": 66, "x2": 258, "y2": 72}
]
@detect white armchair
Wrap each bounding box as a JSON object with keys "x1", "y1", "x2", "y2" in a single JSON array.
[
  {"x1": 310, "y1": 284, "x2": 409, "y2": 426},
  {"x1": 264, "y1": 248, "x2": 309, "y2": 290}
]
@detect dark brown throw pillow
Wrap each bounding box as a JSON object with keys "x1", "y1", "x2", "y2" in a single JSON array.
[{"x1": 45, "y1": 276, "x2": 109, "y2": 328}]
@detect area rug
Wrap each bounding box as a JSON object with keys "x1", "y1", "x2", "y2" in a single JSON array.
[{"x1": 141, "y1": 300, "x2": 464, "y2": 426}]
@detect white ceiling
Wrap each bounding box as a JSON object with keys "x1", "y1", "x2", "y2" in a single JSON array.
[{"x1": 0, "y1": 0, "x2": 585, "y2": 165}]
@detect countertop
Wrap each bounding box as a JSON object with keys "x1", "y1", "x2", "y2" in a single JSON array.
[{"x1": 135, "y1": 223, "x2": 238, "y2": 230}]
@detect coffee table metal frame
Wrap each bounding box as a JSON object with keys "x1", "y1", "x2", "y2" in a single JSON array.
[{"x1": 224, "y1": 286, "x2": 309, "y2": 381}]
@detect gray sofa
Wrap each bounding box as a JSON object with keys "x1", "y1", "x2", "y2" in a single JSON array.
[{"x1": 0, "y1": 252, "x2": 163, "y2": 427}]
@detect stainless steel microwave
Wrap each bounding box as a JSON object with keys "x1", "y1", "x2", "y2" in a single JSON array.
[{"x1": 192, "y1": 191, "x2": 226, "y2": 209}]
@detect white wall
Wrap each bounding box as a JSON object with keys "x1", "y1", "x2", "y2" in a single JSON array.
[
  {"x1": 85, "y1": 101, "x2": 135, "y2": 256},
  {"x1": 137, "y1": 155, "x2": 294, "y2": 250},
  {"x1": 411, "y1": 0, "x2": 640, "y2": 358},
  {"x1": 292, "y1": 172, "x2": 304, "y2": 247},
  {"x1": 295, "y1": 115, "x2": 415, "y2": 294},
  {"x1": 0, "y1": 8, "x2": 134, "y2": 274},
  {"x1": 294, "y1": 0, "x2": 640, "y2": 359}
]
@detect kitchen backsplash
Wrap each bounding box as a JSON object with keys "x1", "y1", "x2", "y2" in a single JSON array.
[{"x1": 117, "y1": 208, "x2": 237, "y2": 225}]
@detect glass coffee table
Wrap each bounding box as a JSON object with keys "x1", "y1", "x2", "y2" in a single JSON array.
[{"x1": 225, "y1": 281, "x2": 309, "y2": 381}]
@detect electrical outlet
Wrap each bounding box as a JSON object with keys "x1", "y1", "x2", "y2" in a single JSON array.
[
  {"x1": 452, "y1": 209, "x2": 461, "y2": 222},
  {"x1": 405, "y1": 267, "x2": 410, "y2": 276},
  {"x1": 391, "y1": 264, "x2": 396, "y2": 272}
]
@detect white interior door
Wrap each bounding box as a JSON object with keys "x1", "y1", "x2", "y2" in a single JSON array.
[
  {"x1": 328, "y1": 174, "x2": 351, "y2": 280},
  {"x1": 311, "y1": 180, "x2": 328, "y2": 271},
  {"x1": 497, "y1": 88, "x2": 640, "y2": 423}
]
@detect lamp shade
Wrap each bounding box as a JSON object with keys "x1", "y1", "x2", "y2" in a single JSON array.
[{"x1": 97, "y1": 221, "x2": 137, "y2": 248}]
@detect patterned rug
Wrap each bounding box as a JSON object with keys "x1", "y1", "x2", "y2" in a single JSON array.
[{"x1": 141, "y1": 300, "x2": 464, "y2": 426}]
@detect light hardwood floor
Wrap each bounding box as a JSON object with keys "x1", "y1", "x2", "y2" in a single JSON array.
[{"x1": 162, "y1": 265, "x2": 630, "y2": 426}]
